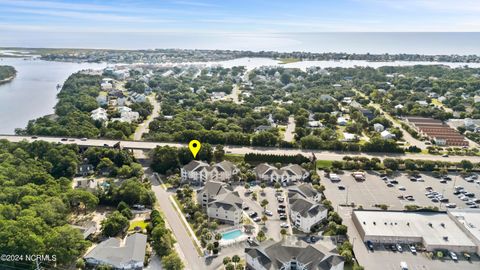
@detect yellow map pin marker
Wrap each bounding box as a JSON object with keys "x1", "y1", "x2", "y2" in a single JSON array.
[{"x1": 189, "y1": 140, "x2": 201, "y2": 158}]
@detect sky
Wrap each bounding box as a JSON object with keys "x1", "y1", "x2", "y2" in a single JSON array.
[{"x1": 0, "y1": 0, "x2": 480, "y2": 52}]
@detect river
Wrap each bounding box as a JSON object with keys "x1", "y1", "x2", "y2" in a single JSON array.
[
  {"x1": 1, "y1": 57, "x2": 480, "y2": 134},
  {"x1": 0, "y1": 58, "x2": 106, "y2": 134}
]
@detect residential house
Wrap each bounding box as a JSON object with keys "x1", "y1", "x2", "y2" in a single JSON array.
[
  {"x1": 288, "y1": 193, "x2": 328, "y2": 233},
  {"x1": 342, "y1": 132, "x2": 357, "y2": 142},
  {"x1": 254, "y1": 125, "x2": 274, "y2": 133},
  {"x1": 308, "y1": 121, "x2": 323, "y2": 128},
  {"x1": 206, "y1": 191, "x2": 243, "y2": 225},
  {"x1": 333, "y1": 83, "x2": 342, "y2": 88},
  {"x1": 380, "y1": 130, "x2": 396, "y2": 140},
  {"x1": 74, "y1": 178, "x2": 98, "y2": 192},
  {"x1": 196, "y1": 181, "x2": 233, "y2": 207},
  {"x1": 360, "y1": 109, "x2": 374, "y2": 121},
  {"x1": 288, "y1": 183, "x2": 322, "y2": 203},
  {"x1": 91, "y1": 107, "x2": 108, "y2": 122},
  {"x1": 120, "y1": 111, "x2": 140, "y2": 123},
  {"x1": 416, "y1": 100, "x2": 429, "y2": 107},
  {"x1": 101, "y1": 82, "x2": 113, "y2": 91},
  {"x1": 254, "y1": 163, "x2": 309, "y2": 185},
  {"x1": 394, "y1": 104, "x2": 404, "y2": 109},
  {"x1": 84, "y1": 233, "x2": 147, "y2": 270},
  {"x1": 320, "y1": 94, "x2": 335, "y2": 102},
  {"x1": 245, "y1": 236, "x2": 344, "y2": 270},
  {"x1": 130, "y1": 92, "x2": 147, "y2": 103},
  {"x1": 373, "y1": 123, "x2": 385, "y2": 132},
  {"x1": 180, "y1": 160, "x2": 239, "y2": 184},
  {"x1": 337, "y1": 117, "x2": 347, "y2": 126},
  {"x1": 72, "y1": 221, "x2": 97, "y2": 239},
  {"x1": 77, "y1": 163, "x2": 94, "y2": 176}
]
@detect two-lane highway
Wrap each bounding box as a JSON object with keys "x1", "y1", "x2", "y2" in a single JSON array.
[{"x1": 1, "y1": 135, "x2": 479, "y2": 162}]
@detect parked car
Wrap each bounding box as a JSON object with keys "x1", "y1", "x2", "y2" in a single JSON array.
[
  {"x1": 277, "y1": 208, "x2": 286, "y2": 214},
  {"x1": 264, "y1": 210, "x2": 273, "y2": 216},
  {"x1": 280, "y1": 223, "x2": 289, "y2": 228},
  {"x1": 396, "y1": 243, "x2": 403, "y2": 252},
  {"x1": 409, "y1": 245, "x2": 417, "y2": 254},
  {"x1": 80, "y1": 137, "x2": 87, "y2": 141},
  {"x1": 243, "y1": 205, "x2": 250, "y2": 211},
  {"x1": 249, "y1": 211, "x2": 258, "y2": 218},
  {"x1": 31, "y1": 136, "x2": 38, "y2": 139},
  {"x1": 387, "y1": 183, "x2": 394, "y2": 187},
  {"x1": 398, "y1": 186, "x2": 406, "y2": 191},
  {"x1": 400, "y1": 261, "x2": 408, "y2": 270},
  {"x1": 279, "y1": 214, "x2": 287, "y2": 220},
  {"x1": 277, "y1": 196, "x2": 285, "y2": 202},
  {"x1": 61, "y1": 138, "x2": 68, "y2": 141},
  {"x1": 449, "y1": 251, "x2": 458, "y2": 261},
  {"x1": 366, "y1": 240, "x2": 374, "y2": 251},
  {"x1": 446, "y1": 203, "x2": 457, "y2": 208},
  {"x1": 252, "y1": 216, "x2": 261, "y2": 222},
  {"x1": 338, "y1": 185, "x2": 346, "y2": 190},
  {"x1": 278, "y1": 204, "x2": 286, "y2": 209}
]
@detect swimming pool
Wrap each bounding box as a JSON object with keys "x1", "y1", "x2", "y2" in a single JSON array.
[{"x1": 221, "y1": 229, "x2": 243, "y2": 240}]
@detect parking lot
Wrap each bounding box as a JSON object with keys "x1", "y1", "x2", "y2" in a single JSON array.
[
  {"x1": 323, "y1": 170, "x2": 480, "y2": 270},
  {"x1": 235, "y1": 185, "x2": 292, "y2": 241},
  {"x1": 322, "y1": 170, "x2": 480, "y2": 211}
]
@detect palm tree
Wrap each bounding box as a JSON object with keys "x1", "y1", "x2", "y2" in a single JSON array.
[
  {"x1": 206, "y1": 242, "x2": 214, "y2": 254},
  {"x1": 232, "y1": 255, "x2": 241, "y2": 267},
  {"x1": 223, "y1": 256, "x2": 232, "y2": 265},
  {"x1": 260, "y1": 199, "x2": 269, "y2": 211},
  {"x1": 280, "y1": 228, "x2": 287, "y2": 239},
  {"x1": 215, "y1": 233, "x2": 222, "y2": 241}
]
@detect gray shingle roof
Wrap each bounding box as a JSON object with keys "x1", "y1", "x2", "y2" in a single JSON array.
[
  {"x1": 246, "y1": 237, "x2": 344, "y2": 270},
  {"x1": 209, "y1": 191, "x2": 243, "y2": 211},
  {"x1": 84, "y1": 233, "x2": 147, "y2": 268},
  {"x1": 183, "y1": 160, "x2": 209, "y2": 172},
  {"x1": 290, "y1": 196, "x2": 326, "y2": 218}
]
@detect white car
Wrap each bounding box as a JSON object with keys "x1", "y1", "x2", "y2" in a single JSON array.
[
  {"x1": 280, "y1": 223, "x2": 289, "y2": 228},
  {"x1": 252, "y1": 216, "x2": 261, "y2": 222},
  {"x1": 449, "y1": 251, "x2": 458, "y2": 261},
  {"x1": 264, "y1": 210, "x2": 273, "y2": 216},
  {"x1": 409, "y1": 245, "x2": 416, "y2": 254}
]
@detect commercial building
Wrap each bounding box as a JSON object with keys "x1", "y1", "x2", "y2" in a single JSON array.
[
  {"x1": 405, "y1": 117, "x2": 468, "y2": 146},
  {"x1": 352, "y1": 210, "x2": 478, "y2": 254},
  {"x1": 448, "y1": 209, "x2": 480, "y2": 254}
]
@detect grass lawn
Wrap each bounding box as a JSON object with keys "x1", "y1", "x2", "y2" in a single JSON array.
[
  {"x1": 316, "y1": 160, "x2": 333, "y2": 169},
  {"x1": 128, "y1": 220, "x2": 149, "y2": 231},
  {"x1": 278, "y1": 57, "x2": 302, "y2": 64}
]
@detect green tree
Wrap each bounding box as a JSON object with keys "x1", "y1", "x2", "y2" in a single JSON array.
[
  {"x1": 101, "y1": 211, "x2": 129, "y2": 237},
  {"x1": 162, "y1": 252, "x2": 184, "y2": 270},
  {"x1": 223, "y1": 256, "x2": 232, "y2": 265}
]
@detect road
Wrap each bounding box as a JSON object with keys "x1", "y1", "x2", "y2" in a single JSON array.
[
  {"x1": 352, "y1": 88, "x2": 426, "y2": 149},
  {"x1": 148, "y1": 170, "x2": 205, "y2": 270},
  {"x1": 283, "y1": 115, "x2": 295, "y2": 142},
  {"x1": 3, "y1": 135, "x2": 480, "y2": 162},
  {"x1": 134, "y1": 95, "x2": 161, "y2": 140}
]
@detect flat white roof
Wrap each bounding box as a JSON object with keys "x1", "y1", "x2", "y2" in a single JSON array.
[
  {"x1": 354, "y1": 210, "x2": 475, "y2": 247},
  {"x1": 448, "y1": 209, "x2": 480, "y2": 243}
]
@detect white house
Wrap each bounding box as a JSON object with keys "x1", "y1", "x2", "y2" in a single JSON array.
[
  {"x1": 120, "y1": 111, "x2": 140, "y2": 123},
  {"x1": 254, "y1": 163, "x2": 309, "y2": 185},
  {"x1": 100, "y1": 82, "x2": 113, "y2": 91},
  {"x1": 91, "y1": 107, "x2": 108, "y2": 122},
  {"x1": 373, "y1": 123, "x2": 385, "y2": 132},
  {"x1": 342, "y1": 132, "x2": 357, "y2": 141},
  {"x1": 337, "y1": 117, "x2": 347, "y2": 126},
  {"x1": 181, "y1": 160, "x2": 239, "y2": 184},
  {"x1": 117, "y1": 106, "x2": 132, "y2": 114},
  {"x1": 206, "y1": 191, "x2": 243, "y2": 225},
  {"x1": 196, "y1": 181, "x2": 233, "y2": 207},
  {"x1": 394, "y1": 104, "x2": 404, "y2": 109},
  {"x1": 308, "y1": 121, "x2": 323, "y2": 128},
  {"x1": 289, "y1": 193, "x2": 328, "y2": 233},
  {"x1": 416, "y1": 100, "x2": 429, "y2": 107},
  {"x1": 84, "y1": 233, "x2": 147, "y2": 270},
  {"x1": 381, "y1": 130, "x2": 396, "y2": 140}
]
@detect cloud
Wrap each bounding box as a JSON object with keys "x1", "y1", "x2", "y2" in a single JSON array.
[{"x1": 1, "y1": 7, "x2": 174, "y2": 23}]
